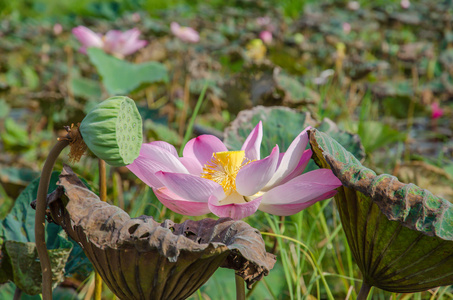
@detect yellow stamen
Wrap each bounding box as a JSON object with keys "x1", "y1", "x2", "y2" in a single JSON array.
[{"x1": 201, "y1": 151, "x2": 245, "y2": 195}]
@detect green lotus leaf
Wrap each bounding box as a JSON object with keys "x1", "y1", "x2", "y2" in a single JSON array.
[
  {"x1": 80, "y1": 96, "x2": 143, "y2": 167},
  {"x1": 274, "y1": 73, "x2": 320, "y2": 104},
  {"x1": 2, "y1": 240, "x2": 71, "y2": 295},
  {"x1": 87, "y1": 48, "x2": 168, "y2": 95},
  {"x1": 0, "y1": 282, "x2": 41, "y2": 299},
  {"x1": 0, "y1": 173, "x2": 75, "y2": 295},
  {"x1": 308, "y1": 128, "x2": 453, "y2": 294},
  {"x1": 223, "y1": 106, "x2": 365, "y2": 162},
  {"x1": 317, "y1": 118, "x2": 365, "y2": 162},
  {"x1": 0, "y1": 238, "x2": 10, "y2": 284},
  {"x1": 0, "y1": 99, "x2": 10, "y2": 119},
  {"x1": 71, "y1": 77, "x2": 102, "y2": 100},
  {"x1": 224, "y1": 106, "x2": 316, "y2": 156}
]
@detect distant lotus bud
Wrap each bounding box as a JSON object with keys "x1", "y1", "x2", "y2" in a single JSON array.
[
  {"x1": 245, "y1": 39, "x2": 266, "y2": 61},
  {"x1": 431, "y1": 102, "x2": 443, "y2": 119},
  {"x1": 53, "y1": 23, "x2": 63, "y2": 36},
  {"x1": 347, "y1": 1, "x2": 360, "y2": 10},
  {"x1": 79, "y1": 96, "x2": 143, "y2": 166},
  {"x1": 132, "y1": 12, "x2": 141, "y2": 22},
  {"x1": 401, "y1": 0, "x2": 410, "y2": 9},
  {"x1": 259, "y1": 30, "x2": 273, "y2": 44},
  {"x1": 170, "y1": 22, "x2": 200, "y2": 43},
  {"x1": 342, "y1": 22, "x2": 351, "y2": 34}
]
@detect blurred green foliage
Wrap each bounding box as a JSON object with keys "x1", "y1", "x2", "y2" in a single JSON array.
[
  {"x1": 0, "y1": 0, "x2": 452, "y2": 298},
  {"x1": 0, "y1": 0, "x2": 405, "y2": 21}
]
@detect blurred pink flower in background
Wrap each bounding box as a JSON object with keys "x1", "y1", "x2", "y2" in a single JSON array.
[
  {"x1": 127, "y1": 122, "x2": 342, "y2": 220},
  {"x1": 53, "y1": 23, "x2": 63, "y2": 36},
  {"x1": 170, "y1": 22, "x2": 200, "y2": 43},
  {"x1": 259, "y1": 30, "x2": 273, "y2": 44},
  {"x1": 72, "y1": 26, "x2": 103, "y2": 53},
  {"x1": 401, "y1": 0, "x2": 410, "y2": 9},
  {"x1": 342, "y1": 22, "x2": 351, "y2": 34},
  {"x1": 72, "y1": 26, "x2": 147, "y2": 58},
  {"x1": 431, "y1": 102, "x2": 443, "y2": 119}
]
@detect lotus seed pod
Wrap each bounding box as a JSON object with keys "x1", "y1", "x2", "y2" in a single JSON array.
[{"x1": 80, "y1": 96, "x2": 142, "y2": 167}]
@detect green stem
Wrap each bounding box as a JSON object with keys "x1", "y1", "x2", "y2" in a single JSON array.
[
  {"x1": 35, "y1": 139, "x2": 69, "y2": 300},
  {"x1": 404, "y1": 65, "x2": 417, "y2": 161},
  {"x1": 94, "y1": 272, "x2": 102, "y2": 299},
  {"x1": 94, "y1": 159, "x2": 107, "y2": 300},
  {"x1": 179, "y1": 82, "x2": 208, "y2": 156},
  {"x1": 235, "y1": 274, "x2": 245, "y2": 300},
  {"x1": 98, "y1": 159, "x2": 107, "y2": 202},
  {"x1": 13, "y1": 287, "x2": 22, "y2": 300},
  {"x1": 357, "y1": 282, "x2": 372, "y2": 300}
]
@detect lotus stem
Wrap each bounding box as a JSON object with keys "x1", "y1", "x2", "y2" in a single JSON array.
[
  {"x1": 178, "y1": 74, "x2": 190, "y2": 137},
  {"x1": 271, "y1": 215, "x2": 285, "y2": 254},
  {"x1": 94, "y1": 273, "x2": 102, "y2": 299},
  {"x1": 235, "y1": 273, "x2": 245, "y2": 300},
  {"x1": 94, "y1": 159, "x2": 107, "y2": 300},
  {"x1": 357, "y1": 282, "x2": 372, "y2": 300},
  {"x1": 35, "y1": 138, "x2": 70, "y2": 300},
  {"x1": 98, "y1": 159, "x2": 107, "y2": 201},
  {"x1": 404, "y1": 64, "x2": 417, "y2": 160},
  {"x1": 13, "y1": 287, "x2": 22, "y2": 300}
]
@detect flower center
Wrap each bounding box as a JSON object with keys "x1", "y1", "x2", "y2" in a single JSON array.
[{"x1": 201, "y1": 151, "x2": 246, "y2": 196}]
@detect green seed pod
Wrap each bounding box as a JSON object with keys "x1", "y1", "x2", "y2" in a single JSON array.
[{"x1": 80, "y1": 96, "x2": 142, "y2": 167}]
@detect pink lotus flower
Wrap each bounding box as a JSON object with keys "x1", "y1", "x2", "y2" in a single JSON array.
[
  {"x1": 127, "y1": 122, "x2": 342, "y2": 220},
  {"x1": 259, "y1": 30, "x2": 273, "y2": 44},
  {"x1": 72, "y1": 26, "x2": 147, "y2": 58},
  {"x1": 170, "y1": 22, "x2": 200, "y2": 43},
  {"x1": 431, "y1": 102, "x2": 443, "y2": 119}
]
